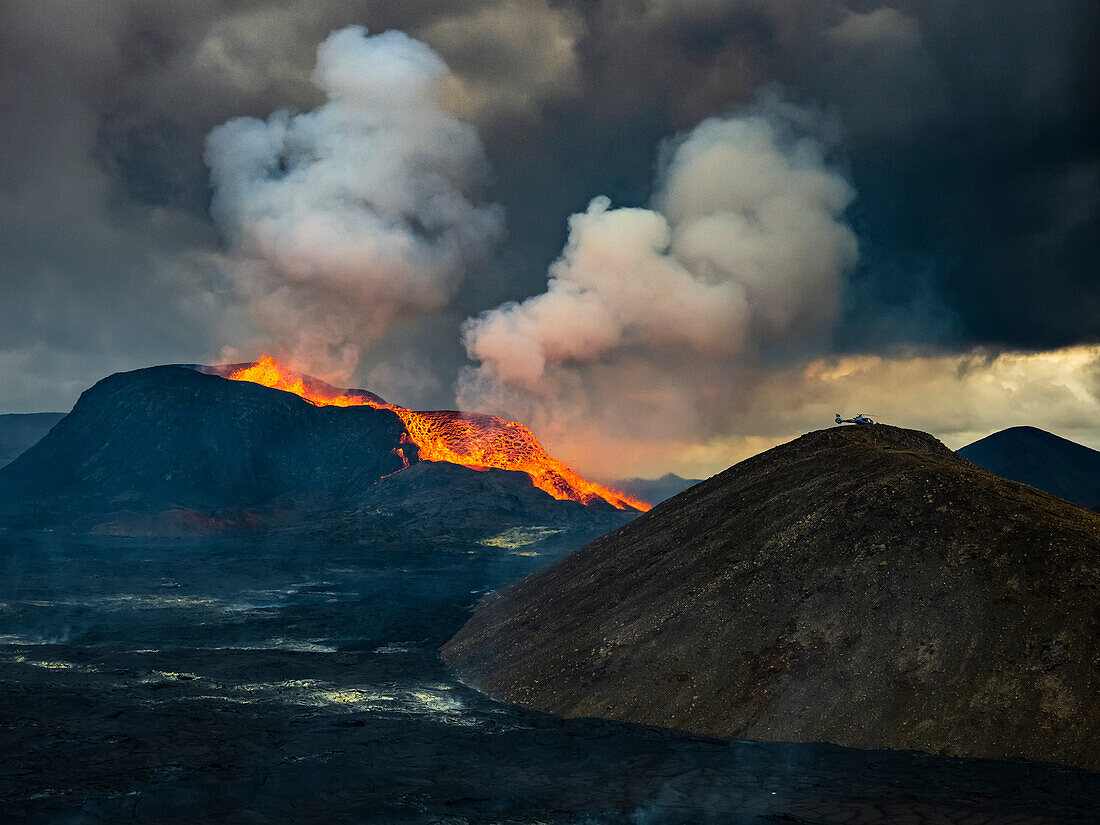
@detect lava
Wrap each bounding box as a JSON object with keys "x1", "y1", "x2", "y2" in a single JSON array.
[
  {"x1": 228, "y1": 356, "x2": 649, "y2": 511},
  {"x1": 229, "y1": 357, "x2": 372, "y2": 407}
]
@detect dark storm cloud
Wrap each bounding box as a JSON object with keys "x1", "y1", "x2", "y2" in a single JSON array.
[
  {"x1": 0, "y1": 0, "x2": 1096, "y2": 413},
  {"x1": 205, "y1": 26, "x2": 505, "y2": 382},
  {"x1": 548, "y1": 0, "x2": 1099, "y2": 349},
  {"x1": 0, "y1": 2, "x2": 231, "y2": 411},
  {"x1": 829, "y1": 1, "x2": 1100, "y2": 350}
]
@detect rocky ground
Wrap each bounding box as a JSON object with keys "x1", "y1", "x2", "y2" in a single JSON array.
[
  {"x1": 444, "y1": 425, "x2": 1100, "y2": 770},
  {"x1": 1, "y1": 531, "x2": 1096, "y2": 823}
]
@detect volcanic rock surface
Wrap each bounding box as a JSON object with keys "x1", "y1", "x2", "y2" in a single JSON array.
[
  {"x1": 958, "y1": 426, "x2": 1100, "y2": 510},
  {"x1": 443, "y1": 424, "x2": 1100, "y2": 769},
  {"x1": 0, "y1": 366, "x2": 631, "y2": 544}
]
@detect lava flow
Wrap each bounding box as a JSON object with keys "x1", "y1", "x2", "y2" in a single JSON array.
[{"x1": 229, "y1": 356, "x2": 650, "y2": 511}]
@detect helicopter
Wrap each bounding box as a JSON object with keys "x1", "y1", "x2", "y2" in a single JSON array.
[{"x1": 835, "y1": 412, "x2": 875, "y2": 425}]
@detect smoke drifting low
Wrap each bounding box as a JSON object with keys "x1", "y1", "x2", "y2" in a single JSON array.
[
  {"x1": 205, "y1": 26, "x2": 502, "y2": 380},
  {"x1": 458, "y1": 99, "x2": 858, "y2": 467}
]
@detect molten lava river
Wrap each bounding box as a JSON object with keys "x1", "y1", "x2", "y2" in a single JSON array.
[{"x1": 229, "y1": 356, "x2": 649, "y2": 512}]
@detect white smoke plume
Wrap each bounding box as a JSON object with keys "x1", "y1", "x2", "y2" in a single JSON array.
[
  {"x1": 458, "y1": 97, "x2": 858, "y2": 474},
  {"x1": 205, "y1": 25, "x2": 502, "y2": 380}
]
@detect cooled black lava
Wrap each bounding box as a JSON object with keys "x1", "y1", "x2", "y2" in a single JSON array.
[{"x1": 0, "y1": 533, "x2": 1095, "y2": 824}]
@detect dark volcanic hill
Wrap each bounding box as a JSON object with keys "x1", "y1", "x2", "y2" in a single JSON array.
[
  {"x1": 443, "y1": 425, "x2": 1100, "y2": 769},
  {"x1": 958, "y1": 426, "x2": 1100, "y2": 510},
  {"x1": 0, "y1": 412, "x2": 66, "y2": 468},
  {"x1": 0, "y1": 366, "x2": 631, "y2": 543}
]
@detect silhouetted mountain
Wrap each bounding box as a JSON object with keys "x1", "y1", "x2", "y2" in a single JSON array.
[
  {"x1": 958, "y1": 426, "x2": 1100, "y2": 510},
  {"x1": 0, "y1": 412, "x2": 66, "y2": 468},
  {"x1": 0, "y1": 367, "x2": 631, "y2": 544},
  {"x1": 444, "y1": 425, "x2": 1100, "y2": 769},
  {"x1": 610, "y1": 473, "x2": 702, "y2": 504}
]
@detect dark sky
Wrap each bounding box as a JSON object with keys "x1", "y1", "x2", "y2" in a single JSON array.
[{"x1": 1, "y1": 1, "x2": 1097, "y2": 472}]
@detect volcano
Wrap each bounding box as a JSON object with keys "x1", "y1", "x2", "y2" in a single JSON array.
[
  {"x1": 958, "y1": 426, "x2": 1100, "y2": 510},
  {"x1": 214, "y1": 355, "x2": 647, "y2": 511},
  {"x1": 443, "y1": 424, "x2": 1100, "y2": 769},
  {"x1": 0, "y1": 362, "x2": 638, "y2": 543}
]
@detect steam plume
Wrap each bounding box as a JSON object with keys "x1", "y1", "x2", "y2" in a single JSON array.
[
  {"x1": 205, "y1": 26, "x2": 502, "y2": 379},
  {"x1": 459, "y1": 97, "x2": 858, "y2": 471}
]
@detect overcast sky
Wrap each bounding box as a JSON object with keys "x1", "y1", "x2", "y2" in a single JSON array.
[{"x1": 1, "y1": 1, "x2": 1097, "y2": 477}]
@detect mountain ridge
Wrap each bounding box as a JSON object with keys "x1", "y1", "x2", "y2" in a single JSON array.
[
  {"x1": 608, "y1": 473, "x2": 702, "y2": 505},
  {"x1": 958, "y1": 425, "x2": 1100, "y2": 510}
]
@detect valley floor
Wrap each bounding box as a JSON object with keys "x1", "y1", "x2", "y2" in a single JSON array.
[{"x1": 0, "y1": 534, "x2": 1095, "y2": 824}]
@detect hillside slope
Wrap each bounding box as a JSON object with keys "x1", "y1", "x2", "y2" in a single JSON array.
[
  {"x1": 444, "y1": 425, "x2": 1100, "y2": 769},
  {"x1": 0, "y1": 367, "x2": 630, "y2": 542},
  {"x1": 958, "y1": 426, "x2": 1100, "y2": 509}
]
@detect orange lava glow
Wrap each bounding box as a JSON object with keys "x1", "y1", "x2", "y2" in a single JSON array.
[{"x1": 229, "y1": 356, "x2": 650, "y2": 511}]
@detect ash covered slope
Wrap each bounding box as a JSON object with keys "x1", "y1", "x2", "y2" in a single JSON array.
[
  {"x1": 0, "y1": 366, "x2": 630, "y2": 542},
  {"x1": 958, "y1": 426, "x2": 1100, "y2": 510},
  {"x1": 444, "y1": 425, "x2": 1100, "y2": 769}
]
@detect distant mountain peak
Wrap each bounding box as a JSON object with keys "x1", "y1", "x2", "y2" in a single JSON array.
[{"x1": 958, "y1": 426, "x2": 1100, "y2": 509}]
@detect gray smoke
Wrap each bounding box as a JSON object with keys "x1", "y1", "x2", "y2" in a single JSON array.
[
  {"x1": 458, "y1": 97, "x2": 858, "y2": 474},
  {"x1": 205, "y1": 25, "x2": 503, "y2": 380}
]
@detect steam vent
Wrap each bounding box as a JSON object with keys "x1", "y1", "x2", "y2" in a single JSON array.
[{"x1": 443, "y1": 424, "x2": 1100, "y2": 769}]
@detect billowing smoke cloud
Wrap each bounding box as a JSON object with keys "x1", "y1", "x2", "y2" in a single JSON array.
[
  {"x1": 459, "y1": 98, "x2": 858, "y2": 470},
  {"x1": 205, "y1": 25, "x2": 503, "y2": 379},
  {"x1": 2, "y1": 2, "x2": 1096, "y2": 416}
]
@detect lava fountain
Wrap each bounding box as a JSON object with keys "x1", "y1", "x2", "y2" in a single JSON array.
[{"x1": 228, "y1": 356, "x2": 650, "y2": 511}]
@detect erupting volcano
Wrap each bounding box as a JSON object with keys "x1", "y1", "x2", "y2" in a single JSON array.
[{"x1": 229, "y1": 356, "x2": 649, "y2": 511}]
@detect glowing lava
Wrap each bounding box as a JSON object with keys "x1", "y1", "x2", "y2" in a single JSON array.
[
  {"x1": 230, "y1": 356, "x2": 371, "y2": 407},
  {"x1": 229, "y1": 356, "x2": 649, "y2": 511}
]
